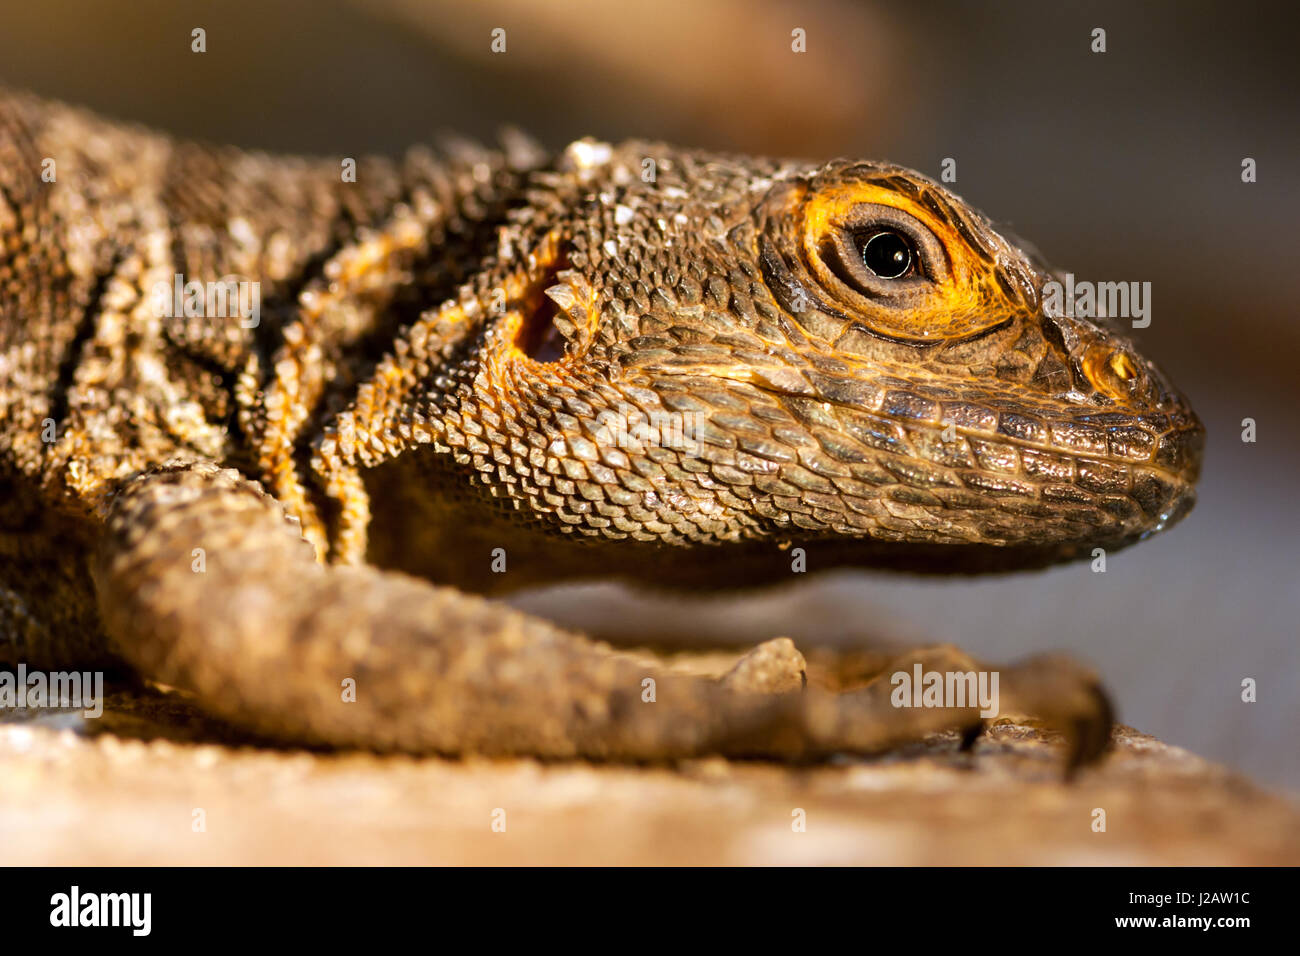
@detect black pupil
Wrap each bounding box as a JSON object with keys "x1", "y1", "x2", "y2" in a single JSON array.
[{"x1": 861, "y1": 230, "x2": 913, "y2": 279}]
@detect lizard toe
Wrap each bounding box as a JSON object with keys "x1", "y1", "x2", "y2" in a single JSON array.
[{"x1": 719, "y1": 637, "x2": 807, "y2": 695}]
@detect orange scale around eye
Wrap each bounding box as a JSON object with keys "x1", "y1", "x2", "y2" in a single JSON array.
[{"x1": 798, "y1": 184, "x2": 1015, "y2": 345}]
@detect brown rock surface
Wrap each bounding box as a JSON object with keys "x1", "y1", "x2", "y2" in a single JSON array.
[{"x1": 2, "y1": 684, "x2": 1297, "y2": 865}]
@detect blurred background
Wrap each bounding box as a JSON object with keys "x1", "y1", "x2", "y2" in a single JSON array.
[{"x1": 2, "y1": 0, "x2": 1295, "y2": 788}]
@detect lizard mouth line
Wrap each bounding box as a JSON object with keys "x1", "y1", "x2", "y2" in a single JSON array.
[{"x1": 708, "y1": 379, "x2": 1205, "y2": 483}]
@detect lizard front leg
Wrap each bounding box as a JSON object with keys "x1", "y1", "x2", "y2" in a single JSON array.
[{"x1": 90, "y1": 459, "x2": 993, "y2": 759}]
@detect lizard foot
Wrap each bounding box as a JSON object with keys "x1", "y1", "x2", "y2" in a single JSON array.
[
  {"x1": 778, "y1": 643, "x2": 1114, "y2": 775},
  {"x1": 990, "y1": 653, "x2": 1116, "y2": 777}
]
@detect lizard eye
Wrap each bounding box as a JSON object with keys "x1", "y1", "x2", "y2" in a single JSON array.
[
  {"x1": 858, "y1": 230, "x2": 915, "y2": 279},
  {"x1": 782, "y1": 178, "x2": 1021, "y2": 342},
  {"x1": 820, "y1": 203, "x2": 948, "y2": 302}
]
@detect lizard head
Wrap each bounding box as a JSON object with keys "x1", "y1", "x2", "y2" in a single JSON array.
[{"x1": 406, "y1": 140, "x2": 1203, "y2": 579}]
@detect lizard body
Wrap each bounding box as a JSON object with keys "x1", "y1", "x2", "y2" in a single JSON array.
[{"x1": 0, "y1": 91, "x2": 1203, "y2": 766}]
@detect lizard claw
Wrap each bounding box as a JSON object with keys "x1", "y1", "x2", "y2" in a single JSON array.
[
  {"x1": 991, "y1": 653, "x2": 1116, "y2": 777},
  {"x1": 771, "y1": 645, "x2": 985, "y2": 760}
]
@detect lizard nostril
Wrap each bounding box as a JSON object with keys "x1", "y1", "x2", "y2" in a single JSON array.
[
  {"x1": 1081, "y1": 344, "x2": 1144, "y2": 400},
  {"x1": 1108, "y1": 352, "x2": 1138, "y2": 382}
]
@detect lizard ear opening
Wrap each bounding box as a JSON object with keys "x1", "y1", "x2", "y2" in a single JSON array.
[
  {"x1": 510, "y1": 241, "x2": 595, "y2": 364},
  {"x1": 517, "y1": 288, "x2": 568, "y2": 363},
  {"x1": 505, "y1": 233, "x2": 593, "y2": 365}
]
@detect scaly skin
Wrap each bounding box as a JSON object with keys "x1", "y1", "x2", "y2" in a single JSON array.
[{"x1": 0, "y1": 91, "x2": 1202, "y2": 768}]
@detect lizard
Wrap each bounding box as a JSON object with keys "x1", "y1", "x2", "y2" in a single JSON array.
[{"x1": 0, "y1": 89, "x2": 1203, "y2": 770}]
